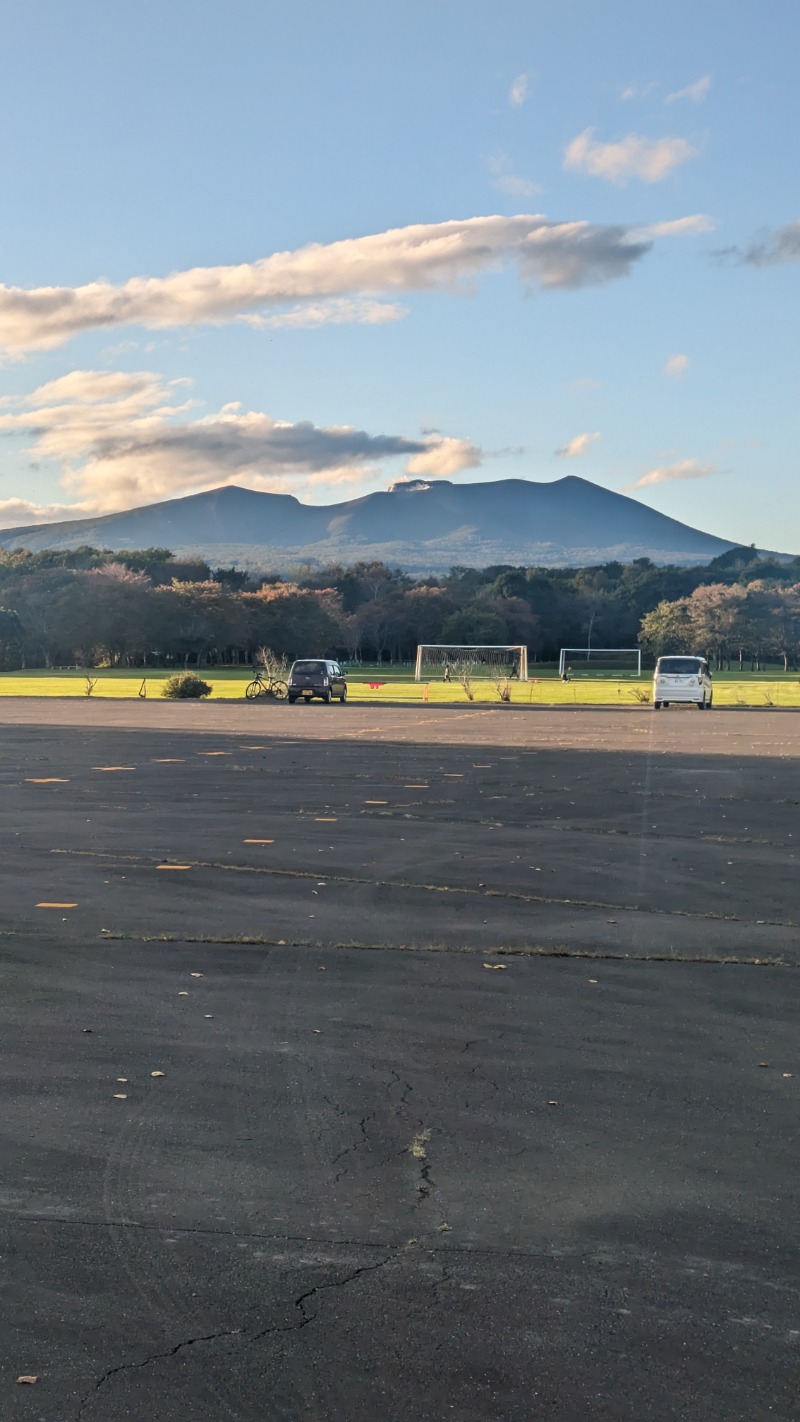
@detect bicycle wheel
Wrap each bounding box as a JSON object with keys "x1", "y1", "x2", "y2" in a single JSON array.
[
  {"x1": 245, "y1": 680, "x2": 262, "y2": 699},
  {"x1": 272, "y1": 680, "x2": 289, "y2": 700}
]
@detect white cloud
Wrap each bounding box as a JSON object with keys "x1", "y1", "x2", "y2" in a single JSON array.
[
  {"x1": 239, "y1": 297, "x2": 407, "y2": 329},
  {"x1": 508, "y1": 74, "x2": 529, "y2": 107},
  {"x1": 0, "y1": 213, "x2": 712, "y2": 354},
  {"x1": 664, "y1": 353, "x2": 690, "y2": 378},
  {"x1": 568, "y1": 378, "x2": 604, "y2": 392},
  {"x1": 564, "y1": 128, "x2": 697, "y2": 184},
  {"x1": 627, "y1": 458, "x2": 718, "y2": 490},
  {"x1": 555, "y1": 431, "x2": 601, "y2": 458},
  {"x1": 406, "y1": 435, "x2": 482, "y2": 477},
  {"x1": 0, "y1": 369, "x2": 482, "y2": 525},
  {"x1": 666, "y1": 75, "x2": 711, "y2": 104}
]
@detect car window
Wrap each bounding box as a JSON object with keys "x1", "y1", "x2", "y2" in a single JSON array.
[
  {"x1": 656, "y1": 657, "x2": 705, "y2": 675},
  {"x1": 293, "y1": 661, "x2": 327, "y2": 674}
]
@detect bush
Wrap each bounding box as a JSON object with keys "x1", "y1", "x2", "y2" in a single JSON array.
[{"x1": 161, "y1": 672, "x2": 212, "y2": 700}]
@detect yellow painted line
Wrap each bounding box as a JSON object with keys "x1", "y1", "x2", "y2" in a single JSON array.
[
  {"x1": 152, "y1": 758, "x2": 185, "y2": 763},
  {"x1": 156, "y1": 865, "x2": 192, "y2": 871},
  {"x1": 37, "y1": 902, "x2": 78, "y2": 909},
  {"x1": 404, "y1": 784, "x2": 429, "y2": 789},
  {"x1": 93, "y1": 766, "x2": 136, "y2": 772},
  {"x1": 243, "y1": 839, "x2": 275, "y2": 844},
  {"x1": 314, "y1": 817, "x2": 338, "y2": 822},
  {"x1": 26, "y1": 778, "x2": 69, "y2": 784},
  {"x1": 444, "y1": 774, "x2": 464, "y2": 778},
  {"x1": 198, "y1": 751, "x2": 231, "y2": 756},
  {"x1": 364, "y1": 800, "x2": 388, "y2": 805}
]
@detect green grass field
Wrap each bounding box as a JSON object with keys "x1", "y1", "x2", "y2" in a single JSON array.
[{"x1": 1, "y1": 665, "x2": 798, "y2": 706}]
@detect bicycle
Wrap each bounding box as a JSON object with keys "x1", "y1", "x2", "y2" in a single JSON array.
[{"x1": 244, "y1": 668, "x2": 289, "y2": 700}]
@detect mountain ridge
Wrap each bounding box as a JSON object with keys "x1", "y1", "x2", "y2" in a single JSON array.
[{"x1": 0, "y1": 476, "x2": 776, "y2": 571}]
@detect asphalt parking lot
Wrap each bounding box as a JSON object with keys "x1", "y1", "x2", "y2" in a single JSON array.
[{"x1": 1, "y1": 703, "x2": 798, "y2": 1420}]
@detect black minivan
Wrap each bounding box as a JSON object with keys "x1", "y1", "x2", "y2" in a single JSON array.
[{"x1": 287, "y1": 659, "x2": 347, "y2": 704}]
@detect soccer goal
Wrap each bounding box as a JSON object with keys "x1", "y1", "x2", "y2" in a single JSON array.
[
  {"x1": 558, "y1": 647, "x2": 642, "y2": 679},
  {"x1": 415, "y1": 645, "x2": 528, "y2": 681}
]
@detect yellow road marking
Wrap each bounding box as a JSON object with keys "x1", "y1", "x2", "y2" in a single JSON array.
[
  {"x1": 93, "y1": 766, "x2": 135, "y2": 772},
  {"x1": 314, "y1": 817, "x2": 338, "y2": 822},
  {"x1": 156, "y1": 865, "x2": 192, "y2": 871},
  {"x1": 26, "y1": 778, "x2": 69, "y2": 783},
  {"x1": 37, "y1": 902, "x2": 78, "y2": 908},
  {"x1": 243, "y1": 839, "x2": 275, "y2": 844}
]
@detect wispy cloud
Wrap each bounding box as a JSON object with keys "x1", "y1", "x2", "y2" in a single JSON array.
[
  {"x1": 0, "y1": 369, "x2": 481, "y2": 525},
  {"x1": 0, "y1": 213, "x2": 712, "y2": 354},
  {"x1": 723, "y1": 220, "x2": 800, "y2": 266},
  {"x1": 664, "y1": 353, "x2": 690, "y2": 378},
  {"x1": 555, "y1": 431, "x2": 601, "y2": 458},
  {"x1": 486, "y1": 152, "x2": 541, "y2": 199},
  {"x1": 564, "y1": 128, "x2": 697, "y2": 184},
  {"x1": 508, "y1": 73, "x2": 529, "y2": 107},
  {"x1": 569, "y1": 377, "x2": 604, "y2": 392},
  {"x1": 666, "y1": 75, "x2": 711, "y2": 104},
  {"x1": 627, "y1": 458, "x2": 718, "y2": 490},
  {"x1": 619, "y1": 81, "x2": 657, "y2": 101}
]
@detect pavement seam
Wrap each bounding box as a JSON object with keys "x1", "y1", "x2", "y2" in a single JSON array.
[{"x1": 47, "y1": 847, "x2": 800, "y2": 930}]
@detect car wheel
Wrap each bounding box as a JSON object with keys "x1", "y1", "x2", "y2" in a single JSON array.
[
  {"x1": 653, "y1": 701, "x2": 661, "y2": 710},
  {"x1": 288, "y1": 695, "x2": 296, "y2": 704},
  {"x1": 340, "y1": 686, "x2": 347, "y2": 703},
  {"x1": 322, "y1": 689, "x2": 332, "y2": 704},
  {"x1": 663, "y1": 702, "x2": 670, "y2": 708}
]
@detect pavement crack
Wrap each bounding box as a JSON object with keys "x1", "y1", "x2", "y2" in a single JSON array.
[{"x1": 75, "y1": 1329, "x2": 241, "y2": 1420}]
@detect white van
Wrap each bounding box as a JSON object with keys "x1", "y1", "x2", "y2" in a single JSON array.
[{"x1": 653, "y1": 655, "x2": 713, "y2": 710}]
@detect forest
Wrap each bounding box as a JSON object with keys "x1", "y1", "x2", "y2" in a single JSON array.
[{"x1": 0, "y1": 543, "x2": 799, "y2": 672}]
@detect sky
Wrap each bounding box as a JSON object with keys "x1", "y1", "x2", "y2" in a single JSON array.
[{"x1": 0, "y1": 0, "x2": 798, "y2": 551}]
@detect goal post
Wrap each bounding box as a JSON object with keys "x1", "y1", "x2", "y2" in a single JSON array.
[
  {"x1": 415, "y1": 644, "x2": 528, "y2": 681},
  {"x1": 558, "y1": 647, "x2": 642, "y2": 678}
]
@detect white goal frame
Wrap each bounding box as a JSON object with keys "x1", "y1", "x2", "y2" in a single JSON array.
[
  {"x1": 558, "y1": 647, "x2": 642, "y2": 678},
  {"x1": 415, "y1": 644, "x2": 528, "y2": 681}
]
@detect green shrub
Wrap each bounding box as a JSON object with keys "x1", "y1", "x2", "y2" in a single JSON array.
[{"x1": 161, "y1": 672, "x2": 212, "y2": 700}]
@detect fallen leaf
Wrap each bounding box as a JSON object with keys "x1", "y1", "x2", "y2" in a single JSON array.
[
  {"x1": 758, "y1": 1062, "x2": 769, "y2": 1068},
  {"x1": 483, "y1": 963, "x2": 507, "y2": 970},
  {"x1": 313, "y1": 1029, "x2": 321, "y2": 1034},
  {"x1": 178, "y1": 990, "x2": 189, "y2": 996},
  {"x1": 204, "y1": 1014, "x2": 213, "y2": 1019},
  {"x1": 16, "y1": 1375, "x2": 38, "y2": 1384},
  {"x1": 116, "y1": 1077, "x2": 127, "y2": 1083},
  {"x1": 113, "y1": 1094, "x2": 127, "y2": 1100},
  {"x1": 150, "y1": 1070, "x2": 165, "y2": 1078},
  {"x1": 783, "y1": 1073, "x2": 792, "y2": 1078},
  {"x1": 190, "y1": 972, "x2": 204, "y2": 978},
  {"x1": 547, "y1": 1100, "x2": 558, "y2": 1106},
  {"x1": 437, "y1": 1222, "x2": 452, "y2": 1232},
  {"x1": 588, "y1": 978, "x2": 598, "y2": 984}
]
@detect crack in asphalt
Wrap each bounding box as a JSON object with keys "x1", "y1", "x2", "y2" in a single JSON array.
[
  {"x1": 74, "y1": 1328, "x2": 243, "y2": 1420},
  {"x1": 74, "y1": 1258, "x2": 392, "y2": 1419}
]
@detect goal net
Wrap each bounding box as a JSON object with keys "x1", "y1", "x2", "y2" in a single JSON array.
[
  {"x1": 558, "y1": 647, "x2": 642, "y2": 678},
  {"x1": 415, "y1": 644, "x2": 528, "y2": 681}
]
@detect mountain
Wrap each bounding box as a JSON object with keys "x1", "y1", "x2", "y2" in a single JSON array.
[{"x1": 0, "y1": 476, "x2": 763, "y2": 572}]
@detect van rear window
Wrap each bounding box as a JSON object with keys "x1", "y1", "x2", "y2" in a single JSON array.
[
  {"x1": 657, "y1": 657, "x2": 705, "y2": 675},
  {"x1": 293, "y1": 661, "x2": 327, "y2": 674}
]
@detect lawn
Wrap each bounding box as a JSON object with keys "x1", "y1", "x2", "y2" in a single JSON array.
[{"x1": 1, "y1": 665, "x2": 799, "y2": 706}]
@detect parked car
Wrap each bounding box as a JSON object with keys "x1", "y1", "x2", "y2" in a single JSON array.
[
  {"x1": 653, "y1": 655, "x2": 713, "y2": 710},
  {"x1": 287, "y1": 659, "x2": 347, "y2": 704}
]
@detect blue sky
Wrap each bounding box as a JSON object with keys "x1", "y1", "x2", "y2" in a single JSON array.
[{"x1": 0, "y1": 0, "x2": 797, "y2": 552}]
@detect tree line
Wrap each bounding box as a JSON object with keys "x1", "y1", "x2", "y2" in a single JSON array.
[{"x1": 0, "y1": 542, "x2": 798, "y2": 672}]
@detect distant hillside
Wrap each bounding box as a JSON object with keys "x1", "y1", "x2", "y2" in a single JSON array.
[{"x1": 0, "y1": 476, "x2": 762, "y2": 571}]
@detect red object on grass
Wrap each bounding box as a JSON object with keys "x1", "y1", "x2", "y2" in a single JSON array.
[{"x1": 369, "y1": 682, "x2": 386, "y2": 689}]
